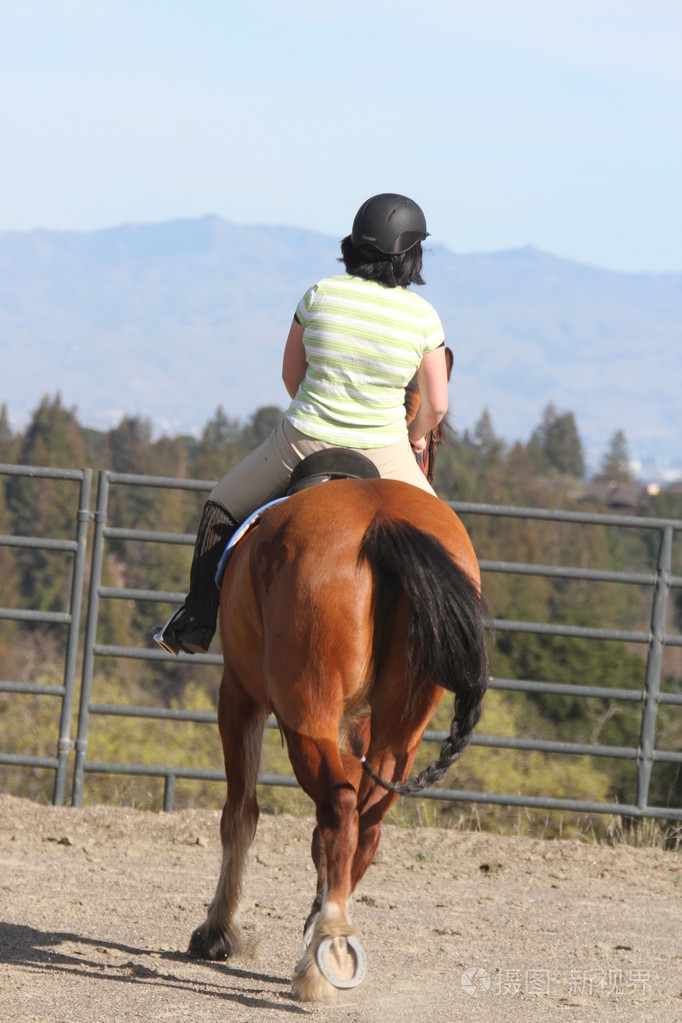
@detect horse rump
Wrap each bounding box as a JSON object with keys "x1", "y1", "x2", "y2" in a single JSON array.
[{"x1": 356, "y1": 516, "x2": 490, "y2": 794}]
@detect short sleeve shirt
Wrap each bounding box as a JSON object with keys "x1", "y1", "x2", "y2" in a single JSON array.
[{"x1": 286, "y1": 274, "x2": 445, "y2": 448}]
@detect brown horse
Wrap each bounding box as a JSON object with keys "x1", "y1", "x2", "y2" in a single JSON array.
[{"x1": 188, "y1": 472, "x2": 489, "y2": 1001}]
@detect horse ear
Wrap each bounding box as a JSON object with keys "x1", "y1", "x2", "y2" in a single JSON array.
[{"x1": 444, "y1": 346, "x2": 454, "y2": 380}]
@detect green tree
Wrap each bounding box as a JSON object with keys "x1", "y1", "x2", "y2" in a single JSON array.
[
  {"x1": 108, "y1": 415, "x2": 154, "y2": 474},
  {"x1": 104, "y1": 417, "x2": 193, "y2": 644},
  {"x1": 6, "y1": 395, "x2": 86, "y2": 611},
  {"x1": 0, "y1": 404, "x2": 19, "y2": 465},
  {"x1": 244, "y1": 405, "x2": 285, "y2": 448},
  {"x1": 189, "y1": 406, "x2": 246, "y2": 485},
  {"x1": 203, "y1": 406, "x2": 242, "y2": 450},
  {"x1": 435, "y1": 413, "x2": 509, "y2": 503},
  {"x1": 528, "y1": 403, "x2": 585, "y2": 478},
  {"x1": 595, "y1": 429, "x2": 633, "y2": 482},
  {"x1": 472, "y1": 408, "x2": 506, "y2": 462},
  {"x1": 106, "y1": 416, "x2": 158, "y2": 537},
  {"x1": 11, "y1": 394, "x2": 85, "y2": 471}
]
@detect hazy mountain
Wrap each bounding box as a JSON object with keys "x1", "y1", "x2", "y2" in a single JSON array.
[{"x1": 1, "y1": 215, "x2": 680, "y2": 479}]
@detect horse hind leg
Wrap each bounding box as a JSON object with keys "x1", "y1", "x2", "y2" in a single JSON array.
[
  {"x1": 189, "y1": 683, "x2": 267, "y2": 960},
  {"x1": 302, "y1": 825, "x2": 326, "y2": 941},
  {"x1": 285, "y1": 732, "x2": 366, "y2": 1002}
]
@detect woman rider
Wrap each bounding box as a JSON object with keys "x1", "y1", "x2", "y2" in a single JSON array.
[{"x1": 157, "y1": 193, "x2": 450, "y2": 655}]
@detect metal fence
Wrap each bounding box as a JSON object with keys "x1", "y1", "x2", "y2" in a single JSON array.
[
  {"x1": 437, "y1": 502, "x2": 682, "y2": 821},
  {"x1": 1, "y1": 465, "x2": 681, "y2": 820},
  {"x1": 0, "y1": 464, "x2": 92, "y2": 804}
]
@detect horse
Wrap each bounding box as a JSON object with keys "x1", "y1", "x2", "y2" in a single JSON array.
[{"x1": 187, "y1": 423, "x2": 489, "y2": 1000}]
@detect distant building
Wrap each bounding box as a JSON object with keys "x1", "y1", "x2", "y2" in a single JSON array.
[{"x1": 570, "y1": 481, "x2": 650, "y2": 511}]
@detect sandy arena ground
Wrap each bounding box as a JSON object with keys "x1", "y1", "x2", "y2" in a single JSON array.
[{"x1": 0, "y1": 794, "x2": 680, "y2": 1023}]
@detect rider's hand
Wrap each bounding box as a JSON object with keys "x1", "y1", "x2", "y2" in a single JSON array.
[{"x1": 410, "y1": 436, "x2": 427, "y2": 454}]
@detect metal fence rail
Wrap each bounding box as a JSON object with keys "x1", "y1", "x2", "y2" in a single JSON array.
[
  {"x1": 66, "y1": 469, "x2": 682, "y2": 820},
  {"x1": 0, "y1": 464, "x2": 92, "y2": 804}
]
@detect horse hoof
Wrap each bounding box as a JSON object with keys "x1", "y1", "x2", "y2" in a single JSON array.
[
  {"x1": 188, "y1": 923, "x2": 234, "y2": 961},
  {"x1": 315, "y1": 935, "x2": 367, "y2": 990}
]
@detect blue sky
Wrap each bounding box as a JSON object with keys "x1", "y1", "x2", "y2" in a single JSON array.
[{"x1": 1, "y1": 0, "x2": 681, "y2": 273}]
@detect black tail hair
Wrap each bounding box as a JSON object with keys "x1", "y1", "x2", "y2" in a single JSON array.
[{"x1": 356, "y1": 517, "x2": 490, "y2": 795}]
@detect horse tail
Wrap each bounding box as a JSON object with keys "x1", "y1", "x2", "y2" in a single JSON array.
[{"x1": 355, "y1": 517, "x2": 490, "y2": 795}]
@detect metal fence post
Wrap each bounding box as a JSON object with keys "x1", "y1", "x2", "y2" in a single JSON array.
[
  {"x1": 635, "y1": 525, "x2": 672, "y2": 812},
  {"x1": 53, "y1": 468, "x2": 93, "y2": 805},
  {"x1": 163, "y1": 773, "x2": 176, "y2": 813},
  {"x1": 71, "y1": 470, "x2": 109, "y2": 807}
]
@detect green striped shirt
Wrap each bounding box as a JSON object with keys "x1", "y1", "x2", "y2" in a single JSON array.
[{"x1": 286, "y1": 274, "x2": 445, "y2": 448}]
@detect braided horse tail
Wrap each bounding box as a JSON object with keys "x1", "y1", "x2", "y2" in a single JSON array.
[{"x1": 356, "y1": 516, "x2": 489, "y2": 795}]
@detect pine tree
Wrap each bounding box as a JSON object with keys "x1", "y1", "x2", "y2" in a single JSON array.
[
  {"x1": 190, "y1": 406, "x2": 245, "y2": 485},
  {"x1": 244, "y1": 405, "x2": 285, "y2": 448},
  {"x1": 6, "y1": 395, "x2": 86, "y2": 612},
  {"x1": 527, "y1": 403, "x2": 585, "y2": 477},
  {"x1": 103, "y1": 417, "x2": 195, "y2": 651},
  {"x1": 472, "y1": 409, "x2": 506, "y2": 461},
  {"x1": 203, "y1": 406, "x2": 241, "y2": 450},
  {"x1": 595, "y1": 429, "x2": 632, "y2": 482},
  {"x1": 0, "y1": 403, "x2": 18, "y2": 465}
]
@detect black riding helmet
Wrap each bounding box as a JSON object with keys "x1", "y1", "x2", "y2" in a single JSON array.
[{"x1": 351, "y1": 193, "x2": 429, "y2": 256}]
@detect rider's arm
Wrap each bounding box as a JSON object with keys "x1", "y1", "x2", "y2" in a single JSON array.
[
  {"x1": 282, "y1": 317, "x2": 308, "y2": 399},
  {"x1": 408, "y1": 345, "x2": 449, "y2": 450}
]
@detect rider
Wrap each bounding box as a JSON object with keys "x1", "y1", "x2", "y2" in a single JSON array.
[{"x1": 158, "y1": 193, "x2": 449, "y2": 655}]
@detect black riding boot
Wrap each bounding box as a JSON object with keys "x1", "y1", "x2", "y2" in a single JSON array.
[{"x1": 155, "y1": 500, "x2": 238, "y2": 655}]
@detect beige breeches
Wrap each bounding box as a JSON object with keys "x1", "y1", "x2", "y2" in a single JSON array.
[{"x1": 210, "y1": 416, "x2": 435, "y2": 522}]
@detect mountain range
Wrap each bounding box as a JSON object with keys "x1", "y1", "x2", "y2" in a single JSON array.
[{"x1": 1, "y1": 215, "x2": 680, "y2": 480}]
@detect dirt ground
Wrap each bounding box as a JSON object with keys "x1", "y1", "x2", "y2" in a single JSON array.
[{"x1": 0, "y1": 794, "x2": 680, "y2": 1023}]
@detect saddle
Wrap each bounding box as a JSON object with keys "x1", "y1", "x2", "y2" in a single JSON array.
[
  {"x1": 287, "y1": 448, "x2": 380, "y2": 494},
  {"x1": 214, "y1": 448, "x2": 380, "y2": 588}
]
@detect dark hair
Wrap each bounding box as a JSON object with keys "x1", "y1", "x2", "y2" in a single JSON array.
[{"x1": 339, "y1": 236, "x2": 426, "y2": 288}]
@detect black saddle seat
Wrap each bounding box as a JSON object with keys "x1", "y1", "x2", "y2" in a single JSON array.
[{"x1": 287, "y1": 448, "x2": 380, "y2": 496}]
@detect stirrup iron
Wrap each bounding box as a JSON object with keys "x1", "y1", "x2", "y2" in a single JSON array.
[{"x1": 151, "y1": 606, "x2": 184, "y2": 655}]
